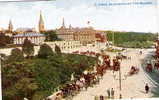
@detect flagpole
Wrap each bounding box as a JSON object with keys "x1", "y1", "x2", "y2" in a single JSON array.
[{"x1": 155, "y1": 0, "x2": 159, "y2": 39}]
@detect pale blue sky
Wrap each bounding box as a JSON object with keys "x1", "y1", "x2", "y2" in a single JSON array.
[{"x1": 0, "y1": 0, "x2": 158, "y2": 32}]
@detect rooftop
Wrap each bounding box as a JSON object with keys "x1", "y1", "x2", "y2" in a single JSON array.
[{"x1": 13, "y1": 32, "x2": 45, "y2": 37}]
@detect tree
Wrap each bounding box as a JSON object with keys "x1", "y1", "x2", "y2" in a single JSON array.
[
  {"x1": 55, "y1": 44, "x2": 61, "y2": 54},
  {"x1": 106, "y1": 31, "x2": 156, "y2": 48},
  {"x1": 38, "y1": 44, "x2": 54, "y2": 58},
  {"x1": 0, "y1": 34, "x2": 12, "y2": 48},
  {"x1": 43, "y1": 31, "x2": 60, "y2": 41},
  {"x1": 8, "y1": 48, "x2": 24, "y2": 62},
  {"x1": 22, "y1": 38, "x2": 34, "y2": 58}
]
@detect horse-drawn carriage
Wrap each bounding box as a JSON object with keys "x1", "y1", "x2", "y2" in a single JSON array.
[
  {"x1": 112, "y1": 59, "x2": 120, "y2": 71},
  {"x1": 146, "y1": 63, "x2": 153, "y2": 72},
  {"x1": 128, "y1": 66, "x2": 139, "y2": 76},
  {"x1": 154, "y1": 62, "x2": 159, "y2": 70}
]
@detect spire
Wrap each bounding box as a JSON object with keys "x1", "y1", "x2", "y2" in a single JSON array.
[
  {"x1": 69, "y1": 24, "x2": 72, "y2": 29},
  {"x1": 39, "y1": 11, "x2": 45, "y2": 32},
  {"x1": 8, "y1": 19, "x2": 13, "y2": 32},
  {"x1": 62, "y1": 17, "x2": 65, "y2": 28}
]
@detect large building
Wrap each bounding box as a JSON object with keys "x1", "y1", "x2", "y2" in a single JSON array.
[
  {"x1": 13, "y1": 33, "x2": 45, "y2": 45},
  {"x1": 56, "y1": 18, "x2": 106, "y2": 45}
]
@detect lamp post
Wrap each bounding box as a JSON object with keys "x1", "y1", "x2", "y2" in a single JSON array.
[
  {"x1": 112, "y1": 60, "x2": 128, "y2": 98},
  {"x1": 112, "y1": 30, "x2": 115, "y2": 46}
]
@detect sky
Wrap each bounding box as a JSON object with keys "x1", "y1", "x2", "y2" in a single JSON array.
[{"x1": 0, "y1": 0, "x2": 158, "y2": 33}]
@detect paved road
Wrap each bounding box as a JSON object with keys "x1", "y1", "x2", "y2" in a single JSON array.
[{"x1": 72, "y1": 49, "x2": 156, "y2": 100}]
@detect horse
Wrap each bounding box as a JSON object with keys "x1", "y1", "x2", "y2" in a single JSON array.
[
  {"x1": 112, "y1": 59, "x2": 120, "y2": 71},
  {"x1": 128, "y1": 66, "x2": 139, "y2": 76},
  {"x1": 146, "y1": 64, "x2": 153, "y2": 72},
  {"x1": 154, "y1": 62, "x2": 159, "y2": 70}
]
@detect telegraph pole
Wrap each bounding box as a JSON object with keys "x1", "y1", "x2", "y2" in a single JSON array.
[{"x1": 112, "y1": 31, "x2": 115, "y2": 46}]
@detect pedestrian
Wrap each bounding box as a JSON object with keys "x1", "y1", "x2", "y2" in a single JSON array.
[
  {"x1": 119, "y1": 94, "x2": 122, "y2": 99},
  {"x1": 140, "y1": 51, "x2": 142, "y2": 55},
  {"x1": 111, "y1": 88, "x2": 115, "y2": 98},
  {"x1": 99, "y1": 95, "x2": 104, "y2": 100},
  {"x1": 145, "y1": 83, "x2": 149, "y2": 93},
  {"x1": 107, "y1": 89, "x2": 110, "y2": 98}
]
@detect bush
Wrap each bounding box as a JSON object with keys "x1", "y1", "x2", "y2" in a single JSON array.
[
  {"x1": 55, "y1": 44, "x2": 61, "y2": 54},
  {"x1": 22, "y1": 39, "x2": 34, "y2": 58},
  {"x1": 7, "y1": 48, "x2": 24, "y2": 62},
  {"x1": 38, "y1": 44, "x2": 54, "y2": 58}
]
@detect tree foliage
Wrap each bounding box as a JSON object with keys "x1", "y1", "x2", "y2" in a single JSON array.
[
  {"x1": 2, "y1": 52, "x2": 96, "y2": 100},
  {"x1": 7, "y1": 48, "x2": 24, "y2": 63},
  {"x1": 43, "y1": 31, "x2": 60, "y2": 41},
  {"x1": 106, "y1": 31, "x2": 156, "y2": 48},
  {"x1": 38, "y1": 44, "x2": 54, "y2": 58},
  {"x1": 22, "y1": 38, "x2": 34, "y2": 58},
  {"x1": 0, "y1": 34, "x2": 13, "y2": 48},
  {"x1": 55, "y1": 44, "x2": 61, "y2": 54}
]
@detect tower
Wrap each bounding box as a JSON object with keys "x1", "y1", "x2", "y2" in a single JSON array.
[
  {"x1": 39, "y1": 11, "x2": 45, "y2": 32},
  {"x1": 69, "y1": 24, "x2": 72, "y2": 29},
  {"x1": 61, "y1": 17, "x2": 65, "y2": 28},
  {"x1": 8, "y1": 20, "x2": 13, "y2": 32}
]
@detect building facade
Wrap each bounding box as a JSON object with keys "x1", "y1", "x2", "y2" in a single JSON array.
[
  {"x1": 56, "y1": 18, "x2": 106, "y2": 45},
  {"x1": 13, "y1": 33, "x2": 45, "y2": 45},
  {"x1": 45, "y1": 41, "x2": 82, "y2": 52}
]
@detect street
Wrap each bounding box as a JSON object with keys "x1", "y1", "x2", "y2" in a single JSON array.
[{"x1": 72, "y1": 49, "x2": 156, "y2": 100}]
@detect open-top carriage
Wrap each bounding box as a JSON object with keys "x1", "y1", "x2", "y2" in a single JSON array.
[
  {"x1": 128, "y1": 66, "x2": 139, "y2": 76},
  {"x1": 116, "y1": 54, "x2": 128, "y2": 61},
  {"x1": 146, "y1": 63, "x2": 153, "y2": 72},
  {"x1": 112, "y1": 59, "x2": 120, "y2": 71},
  {"x1": 155, "y1": 63, "x2": 159, "y2": 70}
]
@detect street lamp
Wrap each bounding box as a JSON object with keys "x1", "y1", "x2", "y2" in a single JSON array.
[
  {"x1": 113, "y1": 70, "x2": 128, "y2": 89},
  {"x1": 112, "y1": 62, "x2": 128, "y2": 98},
  {"x1": 112, "y1": 30, "x2": 115, "y2": 46}
]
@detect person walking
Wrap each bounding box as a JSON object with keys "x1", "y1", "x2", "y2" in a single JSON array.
[
  {"x1": 145, "y1": 83, "x2": 149, "y2": 93},
  {"x1": 119, "y1": 94, "x2": 122, "y2": 99},
  {"x1": 99, "y1": 95, "x2": 104, "y2": 100},
  {"x1": 111, "y1": 88, "x2": 115, "y2": 99},
  {"x1": 107, "y1": 89, "x2": 110, "y2": 98}
]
